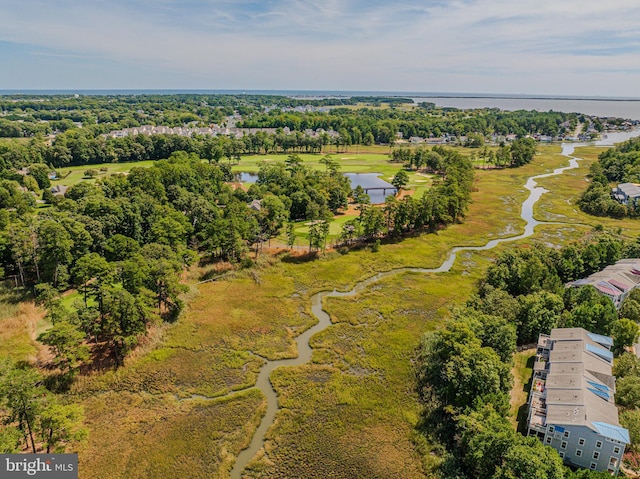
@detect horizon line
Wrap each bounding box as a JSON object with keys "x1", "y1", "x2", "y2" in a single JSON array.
[{"x1": 1, "y1": 89, "x2": 640, "y2": 102}]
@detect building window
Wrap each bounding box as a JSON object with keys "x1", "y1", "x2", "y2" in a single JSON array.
[
  {"x1": 545, "y1": 436, "x2": 552, "y2": 444},
  {"x1": 559, "y1": 451, "x2": 565, "y2": 459},
  {"x1": 578, "y1": 438, "x2": 585, "y2": 446},
  {"x1": 614, "y1": 447, "x2": 621, "y2": 455},
  {"x1": 596, "y1": 441, "x2": 602, "y2": 449},
  {"x1": 548, "y1": 426, "x2": 555, "y2": 433},
  {"x1": 563, "y1": 431, "x2": 570, "y2": 439},
  {"x1": 590, "y1": 463, "x2": 597, "y2": 470},
  {"x1": 593, "y1": 451, "x2": 600, "y2": 460},
  {"x1": 576, "y1": 449, "x2": 583, "y2": 457},
  {"x1": 561, "y1": 441, "x2": 567, "y2": 449}
]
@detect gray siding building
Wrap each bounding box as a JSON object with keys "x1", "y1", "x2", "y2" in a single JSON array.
[
  {"x1": 527, "y1": 328, "x2": 629, "y2": 475},
  {"x1": 613, "y1": 183, "x2": 640, "y2": 206}
]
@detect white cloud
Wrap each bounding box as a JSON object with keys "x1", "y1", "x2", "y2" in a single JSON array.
[{"x1": 1, "y1": 0, "x2": 639, "y2": 95}]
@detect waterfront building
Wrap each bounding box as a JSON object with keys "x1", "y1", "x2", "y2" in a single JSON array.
[{"x1": 527, "y1": 328, "x2": 628, "y2": 475}]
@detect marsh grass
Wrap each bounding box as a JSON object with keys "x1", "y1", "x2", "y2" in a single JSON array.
[
  {"x1": 66, "y1": 145, "x2": 581, "y2": 477},
  {"x1": 534, "y1": 145, "x2": 640, "y2": 236},
  {"x1": 77, "y1": 388, "x2": 266, "y2": 479},
  {"x1": 0, "y1": 288, "x2": 41, "y2": 361},
  {"x1": 5, "y1": 143, "x2": 635, "y2": 477},
  {"x1": 246, "y1": 261, "x2": 490, "y2": 478}
]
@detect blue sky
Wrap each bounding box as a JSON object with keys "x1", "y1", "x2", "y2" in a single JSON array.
[{"x1": 2, "y1": 0, "x2": 640, "y2": 96}]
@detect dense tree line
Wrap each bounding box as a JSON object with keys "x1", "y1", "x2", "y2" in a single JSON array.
[
  {"x1": 240, "y1": 107, "x2": 578, "y2": 142},
  {"x1": 0, "y1": 147, "x2": 288, "y2": 409},
  {"x1": 415, "y1": 232, "x2": 640, "y2": 478},
  {"x1": 594, "y1": 136, "x2": 640, "y2": 183},
  {"x1": 1, "y1": 123, "x2": 533, "y2": 172},
  {"x1": 0, "y1": 130, "x2": 335, "y2": 171},
  {"x1": 579, "y1": 137, "x2": 640, "y2": 217},
  {"x1": 611, "y1": 352, "x2": 640, "y2": 463},
  {"x1": 339, "y1": 148, "x2": 474, "y2": 245},
  {"x1": 0, "y1": 93, "x2": 576, "y2": 173},
  {"x1": 0, "y1": 359, "x2": 87, "y2": 454},
  {"x1": 0, "y1": 153, "x2": 250, "y2": 368},
  {"x1": 248, "y1": 154, "x2": 351, "y2": 221},
  {"x1": 392, "y1": 138, "x2": 536, "y2": 170},
  {"x1": 0, "y1": 94, "x2": 415, "y2": 139},
  {"x1": 416, "y1": 310, "x2": 611, "y2": 479},
  {"x1": 476, "y1": 234, "x2": 640, "y2": 346}
]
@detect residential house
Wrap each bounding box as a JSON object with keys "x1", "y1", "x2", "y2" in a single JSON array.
[
  {"x1": 568, "y1": 259, "x2": 640, "y2": 308},
  {"x1": 612, "y1": 183, "x2": 640, "y2": 206},
  {"x1": 50, "y1": 185, "x2": 68, "y2": 196},
  {"x1": 527, "y1": 328, "x2": 628, "y2": 475},
  {"x1": 249, "y1": 199, "x2": 262, "y2": 212}
]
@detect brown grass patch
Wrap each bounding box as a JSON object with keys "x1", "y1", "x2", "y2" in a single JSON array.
[
  {"x1": 78, "y1": 389, "x2": 266, "y2": 479},
  {"x1": 0, "y1": 300, "x2": 47, "y2": 363}
]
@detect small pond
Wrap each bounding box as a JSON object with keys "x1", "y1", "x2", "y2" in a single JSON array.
[
  {"x1": 234, "y1": 172, "x2": 259, "y2": 183},
  {"x1": 344, "y1": 173, "x2": 397, "y2": 204},
  {"x1": 234, "y1": 171, "x2": 398, "y2": 204}
]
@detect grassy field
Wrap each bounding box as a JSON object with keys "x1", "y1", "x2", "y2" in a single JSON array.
[
  {"x1": 0, "y1": 288, "x2": 42, "y2": 361},
  {"x1": 4, "y1": 143, "x2": 638, "y2": 477},
  {"x1": 78, "y1": 389, "x2": 266, "y2": 479},
  {"x1": 49, "y1": 146, "x2": 480, "y2": 197},
  {"x1": 51, "y1": 161, "x2": 157, "y2": 187},
  {"x1": 510, "y1": 349, "x2": 535, "y2": 433}
]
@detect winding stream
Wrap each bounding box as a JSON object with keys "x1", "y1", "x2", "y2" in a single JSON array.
[{"x1": 230, "y1": 137, "x2": 638, "y2": 478}]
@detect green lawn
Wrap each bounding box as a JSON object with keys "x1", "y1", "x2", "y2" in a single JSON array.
[
  {"x1": 48, "y1": 148, "x2": 450, "y2": 197},
  {"x1": 511, "y1": 349, "x2": 536, "y2": 433},
  {"x1": 52, "y1": 160, "x2": 156, "y2": 187}
]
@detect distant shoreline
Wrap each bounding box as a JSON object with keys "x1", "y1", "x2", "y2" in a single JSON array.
[
  {"x1": 1, "y1": 89, "x2": 640, "y2": 102},
  {"x1": 417, "y1": 95, "x2": 640, "y2": 102}
]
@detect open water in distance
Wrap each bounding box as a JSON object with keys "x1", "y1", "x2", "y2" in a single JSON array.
[
  {"x1": 2, "y1": 90, "x2": 639, "y2": 120},
  {"x1": 414, "y1": 97, "x2": 640, "y2": 120}
]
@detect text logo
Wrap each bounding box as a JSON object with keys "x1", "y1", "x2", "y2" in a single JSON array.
[{"x1": 1, "y1": 455, "x2": 77, "y2": 478}]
